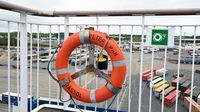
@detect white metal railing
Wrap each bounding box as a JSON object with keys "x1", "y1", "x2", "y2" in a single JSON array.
[{"x1": 0, "y1": 1, "x2": 200, "y2": 112}]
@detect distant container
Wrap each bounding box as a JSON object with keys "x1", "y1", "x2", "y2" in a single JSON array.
[
  {"x1": 142, "y1": 70, "x2": 156, "y2": 81},
  {"x1": 184, "y1": 97, "x2": 200, "y2": 112},
  {"x1": 195, "y1": 69, "x2": 200, "y2": 74},
  {"x1": 156, "y1": 68, "x2": 168, "y2": 77},
  {"x1": 149, "y1": 77, "x2": 163, "y2": 88},
  {"x1": 192, "y1": 87, "x2": 200, "y2": 102},
  {"x1": 178, "y1": 78, "x2": 187, "y2": 89},
  {"x1": 154, "y1": 84, "x2": 170, "y2": 98},
  {"x1": 147, "y1": 76, "x2": 159, "y2": 84},
  {"x1": 171, "y1": 77, "x2": 183, "y2": 87},
  {"x1": 0, "y1": 94, "x2": 2, "y2": 102},
  {"x1": 184, "y1": 88, "x2": 191, "y2": 97},
  {"x1": 165, "y1": 90, "x2": 181, "y2": 106},
  {"x1": 153, "y1": 80, "x2": 167, "y2": 92},
  {"x1": 198, "y1": 94, "x2": 200, "y2": 105},
  {"x1": 184, "y1": 86, "x2": 196, "y2": 97},
  {"x1": 180, "y1": 81, "x2": 191, "y2": 93},
  {"x1": 159, "y1": 86, "x2": 176, "y2": 100}
]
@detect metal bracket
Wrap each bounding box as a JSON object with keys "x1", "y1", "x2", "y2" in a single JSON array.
[
  {"x1": 89, "y1": 45, "x2": 95, "y2": 65},
  {"x1": 95, "y1": 69, "x2": 110, "y2": 83},
  {"x1": 71, "y1": 64, "x2": 95, "y2": 79},
  {"x1": 70, "y1": 64, "x2": 110, "y2": 83}
]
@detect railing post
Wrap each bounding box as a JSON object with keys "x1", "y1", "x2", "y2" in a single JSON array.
[
  {"x1": 175, "y1": 26, "x2": 182, "y2": 112},
  {"x1": 95, "y1": 16, "x2": 99, "y2": 112},
  {"x1": 138, "y1": 15, "x2": 145, "y2": 112},
  {"x1": 7, "y1": 21, "x2": 11, "y2": 112},
  {"x1": 128, "y1": 26, "x2": 134, "y2": 112},
  {"x1": 20, "y1": 12, "x2": 28, "y2": 112},
  {"x1": 189, "y1": 26, "x2": 197, "y2": 112},
  {"x1": 64, "y1": 16, "x2": 69, "y2": 38},
  {"x1": 63, "y1": 16, "x2": 70, "y2": 110}
]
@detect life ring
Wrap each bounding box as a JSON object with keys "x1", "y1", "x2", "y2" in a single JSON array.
[{"x1": 55, "y1": 30, "x2": 126, "y2": 103}]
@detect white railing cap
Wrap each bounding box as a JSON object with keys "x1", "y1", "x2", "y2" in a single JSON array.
[{"x1": 1, "y1": 0, "x2": 200, "y2": 17}]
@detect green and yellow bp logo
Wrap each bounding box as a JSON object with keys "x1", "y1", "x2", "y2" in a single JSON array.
[{"x1": 152, "y1": 29, "x2": 168, "y2": 46}]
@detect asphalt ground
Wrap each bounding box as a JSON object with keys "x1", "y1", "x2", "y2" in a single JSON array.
[{"x1": 120, "y1": 69, "x2": 200, "y2": 112}]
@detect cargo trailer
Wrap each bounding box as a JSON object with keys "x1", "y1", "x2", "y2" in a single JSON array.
[
  {"x1": 149, "y1": 77, "x2": 163, "y2": 88},
  {"x1": 180, "y1": 81, "x2": 191, "y2": 93},
  {"x1": 142, "y1": 69, "x2": 156, "y2": 81},
  {"x1": 198, "y1": 94, "x2": 200, "y2": 105},
  {"x1": 156, "y1": 68, "x2": 169, "y2": 77},
  {"x1": 153, "y1": 80, "x2": 167, "y2": 92},
  {"x1": 147, "y1": 76, "x2": 159, "y2": 84},
  {"x1": 159, "y1": 86, "x2": 176, "y2": 100},
  {"x1": 192, "y1": 87, "x2": 200, "y2": 102},
  {"x1": 165, "y1": 90, "x2": 181, "y2": 106},
  {"x1": 154, "y1": 84, "x2": 170, "y2": 98},
  {"x1": 184, "y1": 88, "x2": 191, "y2": 97},
  {"x1": 171, "y1": 77, "x2": 182, "y2": 87},
  {"x1": 184, "y1": 86, "x2": 196, "y2": 97},
  {"x1": 178, "y1": 78, "x2": 188, "y2": 89}
]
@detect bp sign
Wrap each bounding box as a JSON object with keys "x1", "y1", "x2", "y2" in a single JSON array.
[
  {"x1": 152, "y1": 29, "x2": 168, "y2": 45},
  {"x1": 145, "y1": 28, "x2": 174, "y2": 47}
]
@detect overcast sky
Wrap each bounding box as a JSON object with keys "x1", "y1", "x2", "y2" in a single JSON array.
[
  {"x1": 1, "y1": 0, "x2": 200, "y2": 34},
  {"x1": 5, "y1": 0, "x2": 200, "y2": 10}
]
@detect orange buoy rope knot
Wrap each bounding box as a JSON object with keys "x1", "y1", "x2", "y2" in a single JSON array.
[{"x1": 55, "y1": 30, "x2": 126, "y2": 103}]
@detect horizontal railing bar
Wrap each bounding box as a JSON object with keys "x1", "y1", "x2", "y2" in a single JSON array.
[
  {"x1": 1, "y1": 19, "x2": 200, "y2": 27},
  {"x1": 0, "y1": 18, "x2": 23, "y2": 24},
  {"x1": 1, "y1": 1, "x2": 200, "y2": 16},
  {"x1": 27, "y1": 24, "x2": 200, "y2": 27},
  {"x1": 15, "y1": 24, "x2": 200, "y2": 27}
]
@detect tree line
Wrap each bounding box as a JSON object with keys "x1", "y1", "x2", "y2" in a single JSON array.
[{"x1": 0, "y1": 32, "x2": 200, "y2": 46}]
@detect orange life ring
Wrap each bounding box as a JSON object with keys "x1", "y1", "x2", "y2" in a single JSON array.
[{"x1": 55, "y1": 30, "x2": 126, "y2": 103}]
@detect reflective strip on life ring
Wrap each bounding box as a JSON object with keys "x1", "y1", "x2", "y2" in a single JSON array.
[
  {"x1": 105, "y1": 82, "x2": 120, "y2": 94},
  {"x1": 90, "y1": 89, "x2": 96, "y2": 103},
  {"x1": 56, "y1": 67, "x2": 70, "y2": 75},
  {"x1": 80, "y1": 30, "x2": 90, "y2": 44},
  {"x1": 58, "y1": 78, "x2": 70, "y2": 86},
  {"x1": 55, "y1": 30, "x2": 126, "y2": 103}
]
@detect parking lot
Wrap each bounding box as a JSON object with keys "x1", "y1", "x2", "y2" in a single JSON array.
[{"x1": 0, "y1": 49, "x2": 200, "y2": 111}]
